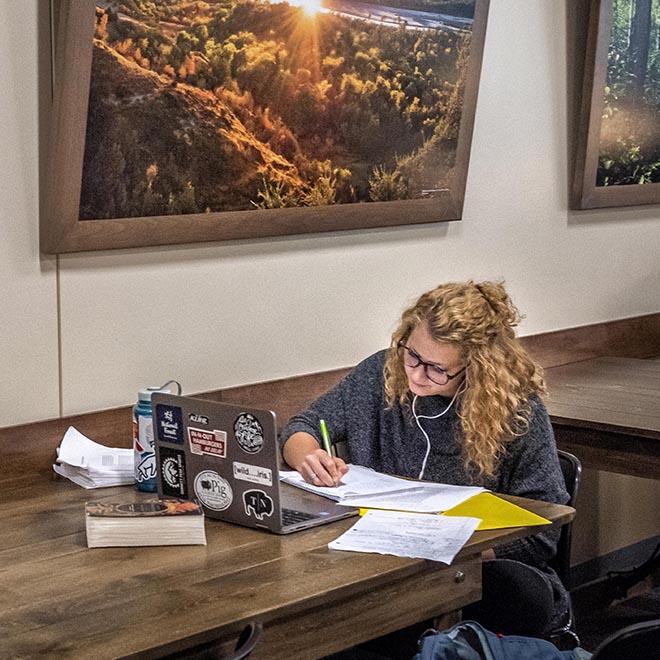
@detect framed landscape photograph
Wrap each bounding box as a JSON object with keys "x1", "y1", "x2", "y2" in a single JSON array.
[
  {"x1": 43, "y1": 0, "x2": 489, "y2": 253},
  {"x1": 573, "y1": 0, "x2": 660, "y2": 209}
]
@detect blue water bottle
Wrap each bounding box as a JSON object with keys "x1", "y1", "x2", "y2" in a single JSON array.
[{"x1": 133, "y1": 380, "x2": 182, "y2": 492}]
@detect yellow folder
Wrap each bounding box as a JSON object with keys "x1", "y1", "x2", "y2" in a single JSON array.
[
  {"x1": 442, "y1": 492, "x2": 550, "y2": 530},
  {"x1": 358, "y1": 492, "x2": 551, "y2": 530}
]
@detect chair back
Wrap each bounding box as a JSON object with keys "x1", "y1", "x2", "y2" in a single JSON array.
[
  {"x1": 592, "y1": 618, "x2": 660, "y2": 660},
  {"x1": 164, "y1": 622, "x2": 263, "y2": 659},
  {"x1": 553, "y1": 450, "x2": 582, "y2": 589}
]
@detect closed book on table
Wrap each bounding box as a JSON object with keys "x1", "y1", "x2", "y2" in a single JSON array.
[{"x1": 85, "y1": 497, "x2": 206, "y2": 548}]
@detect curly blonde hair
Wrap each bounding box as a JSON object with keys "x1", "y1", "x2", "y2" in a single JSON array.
[{"x1": 384, "y1": 281, "x2": 545, "y2": 478}]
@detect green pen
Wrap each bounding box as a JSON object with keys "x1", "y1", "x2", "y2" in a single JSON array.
[{"x1": 319, "y1": 419, "x2": 335, "y2": 457}]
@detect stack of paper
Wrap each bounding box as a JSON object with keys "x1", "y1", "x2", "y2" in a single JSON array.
[
  {"x1": 53, "y1": 426, "x2": 134, "y2": 488},
  {"x1": 280, "y1": 464, "x2": 485, "y2": 512}
]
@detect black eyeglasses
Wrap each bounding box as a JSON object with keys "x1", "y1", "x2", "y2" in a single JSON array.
[{"x1": 397, "y1": 342, "x2": 466, "y2": 386}]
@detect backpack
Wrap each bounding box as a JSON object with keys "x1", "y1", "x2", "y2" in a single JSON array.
[{"x1": 414, "y1": 621, "x2": 592, "y2": 660}]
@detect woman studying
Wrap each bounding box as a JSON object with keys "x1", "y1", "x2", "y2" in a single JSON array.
[{"x1": 280, "y1": 281, "x2": 570, "y2": 635}]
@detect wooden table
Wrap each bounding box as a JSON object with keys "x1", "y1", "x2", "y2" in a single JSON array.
[
  {"x1": 545, "y1": 357, "x2": 660, "y2": 480},
  {"x1": 0, "y1": 477, "x2": 573, "y2": 659}
]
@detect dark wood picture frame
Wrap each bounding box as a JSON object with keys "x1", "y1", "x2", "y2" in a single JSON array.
[
  {"x1": 572, "y1": 0, "x2": 660, "y2": 209},
  {"x1": 42, "y1": 0, "x2": 490, "y2": 253}
]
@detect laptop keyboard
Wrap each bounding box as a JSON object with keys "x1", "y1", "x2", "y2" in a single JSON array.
[{"x1": 281, "y1": 508, "x2": 318, "y2": 525}]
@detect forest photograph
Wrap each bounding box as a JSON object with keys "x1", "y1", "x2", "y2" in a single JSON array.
[
  {"x1": 78, "y1": 0, "x2": 479, "y2": 220},
  {"x1": 597, "y1": 0, "x2": 659, "y2": 187}
]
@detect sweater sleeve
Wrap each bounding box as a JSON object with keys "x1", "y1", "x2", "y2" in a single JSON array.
[
  {"x1": 494, "y1": 397, "x2": 569, "y2": 569},
  {"x1": 278, "y1": 352, "x2": 384, "y2": 463}
]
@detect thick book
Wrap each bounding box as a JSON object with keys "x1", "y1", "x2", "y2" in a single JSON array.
[{"x1": 85, "y1": 497, "x2": 206, "y2": 548}]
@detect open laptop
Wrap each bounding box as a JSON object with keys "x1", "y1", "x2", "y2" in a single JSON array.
[{"x1": 151, "y1": 393, "x2": 358, "y2": 534}]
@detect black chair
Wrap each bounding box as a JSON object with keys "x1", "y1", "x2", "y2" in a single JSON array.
[
  {"x1": 464, "y1": 449, "x2": 583, "y2": 645},
  {"x1": 164, "y1": 622, "x2": 263, "y2": 660},
  {"x1": 470, "y1": 557, "x2": 556, "y2": 637},
  {"x1": 547, "y1": 449, "x2": 582, "y2": 648},
  {"x1": 553, "y1": 450, "x2": 582, "y2": 589},
  {"x1": 591, "y1": 618, "x2": 660, "y2": 660}
]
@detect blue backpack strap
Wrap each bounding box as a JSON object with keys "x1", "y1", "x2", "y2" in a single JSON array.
[
  {"x1": 415, "y1": 621, "x2": 591, "y2": 660},
  {"x1": 414, "y1": 622, "x2": 491, "y2": 660}
]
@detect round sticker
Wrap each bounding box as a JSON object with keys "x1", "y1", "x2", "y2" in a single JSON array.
[
  {"x1": 193, "y1": 470, "x2": 233, "y2": 511},
  {"x1": 234, "y1": 413, "x2": 264, "y2": 454}
]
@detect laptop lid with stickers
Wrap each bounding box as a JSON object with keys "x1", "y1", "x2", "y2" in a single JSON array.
[{"x1": 151, "y1": 393, "x2": 357, "y2": 534}]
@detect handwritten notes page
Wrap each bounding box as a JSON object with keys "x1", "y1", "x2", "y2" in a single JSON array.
[
  {"x1": 328, "y1": 510, "x2": 481, "y2": 564},
  {"x1": 280, "y1": 464, "x2": 484, "y2": 512},
  {"x1": 339, "y1": 483, "x2": 485, "y2": 513},
  {"x1": 279, "y1": 465, "x2": 415, "y2": 500}
]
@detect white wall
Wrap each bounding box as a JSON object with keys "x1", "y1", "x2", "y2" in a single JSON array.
[
  {"x1": 0, "y1": 0, "x2": 60, "y2": 425},
  {"x1": 0, "y1": 1, "x2": 658, "y2": 557}
]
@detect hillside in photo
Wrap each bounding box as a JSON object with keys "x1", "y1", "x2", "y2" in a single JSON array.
[{"x1": 81, "y1": 0, "x2": 474, "y2": 218}]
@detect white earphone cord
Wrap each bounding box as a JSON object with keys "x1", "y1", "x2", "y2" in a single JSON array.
[{"x1": 412, "y1": 380, "x2": 466, "y2": 480}]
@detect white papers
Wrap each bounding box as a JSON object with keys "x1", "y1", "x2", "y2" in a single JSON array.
[
  {"x1": 328, "y1": 510, "x2": 480, "y2": 564},
  {"x1": 53, "y1": 426, "x2": 134, "y2": 489},
  {"x1": 339, "y1": 483, "x2": 485, "y2": 513},
  {"x1": 279, "y1": 464, "x2": 484, "y2": 513},
  {"x1": 280, "y1": 465, "x2": 416, "y2": 500}
]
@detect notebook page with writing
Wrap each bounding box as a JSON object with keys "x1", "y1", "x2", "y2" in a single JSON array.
[
  {"x1": 279, "y1": 464, "x2": 422, "y2": 501},
  {"x1": 340, "y1": 482, "x2": 485, "y2": 512},
  {"x1": 280, "y1": 464, "x2": 484, "y2": 511}
]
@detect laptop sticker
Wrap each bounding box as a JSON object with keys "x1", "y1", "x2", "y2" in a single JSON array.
[
  {"x1": 155, "y1": 404, "x2": 184, "y2": 444},
  {"x1": 234, "y1": 413, "x2": 264, "y2": 454},
  {"x1": 159, "y1": 447, "x2": 188, "y2": 498},
  {"x1": 194, "y1": 470, "x2": 233, "y2": 511},
  {"x1": 189, "y1": 412, "x2": 209, "y2": 425},
  {"x1": 188, "y1": 427, "x2": 227, "y2": 458},
  {"x1": 243, "y1": 490, "x2": 274, "y2": 521},
  {"x1": 233, "y1": 461, "x2": 273, "y2": 487}
]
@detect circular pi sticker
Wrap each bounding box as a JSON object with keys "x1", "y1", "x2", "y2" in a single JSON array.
[
  {"x1": 193, "y1": 470, "x2": 233, "y2": 511},
  {"x1": 234, "y1": 413, "x2": 264, "y2": 454}
]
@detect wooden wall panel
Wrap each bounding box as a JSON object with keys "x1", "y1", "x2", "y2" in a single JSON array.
[
  {"x1": 521, "y1": 312, "x2": 660, "y2": 368},
  {"x1": 2, "y1": 313, "x2": 658, "y2": 480}
]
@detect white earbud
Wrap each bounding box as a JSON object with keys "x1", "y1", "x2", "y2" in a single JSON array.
[{"x1": 412, "y1": 380, "x2": 466, "y2": 480}]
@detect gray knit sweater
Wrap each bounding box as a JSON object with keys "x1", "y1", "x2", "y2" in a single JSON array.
[{"x1": 280, "y1": 350, "x2": 570, "y2": 623}]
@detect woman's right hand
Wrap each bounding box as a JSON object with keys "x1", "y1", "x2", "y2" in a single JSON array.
[
  {"x1": 283, "y1": 431, "x2": 348, "y2": 487},
  {"x1": 298, "y1": 448, "x2": 348, "y2": 487}
]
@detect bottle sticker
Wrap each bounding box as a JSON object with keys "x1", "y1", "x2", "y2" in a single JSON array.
[
  {"x1": 243, "y1": 490, "x2": 274, "y2": 521},
  {"x1": 155, "y1": 404, "x2": 184, "y2": 444},
  {"x1": 188, "y1": 427, "x2": 227, "y2": 458},
  {"x1": 135, "y1": 415, "x2": 156, "y2": 483},
  {"x1": 159, "y1": 447, "x2": 188, "y2": 498},
  {"x1": 135, "y1": 452, "x2": 157, "y2": 483},
  {"x1": 136, "y1": 414, "x2": 154, "y2": 450},
  {"x1": 234, "y1": 413, "x2": 264, "y2": 454},
  {"x1": 194, "y1": 470, "x2": 232, "y2": 511},
  {"x1": 233, "y1": 462, "x2": 273, "y2": 486}
]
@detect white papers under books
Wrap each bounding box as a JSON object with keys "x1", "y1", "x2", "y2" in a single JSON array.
[
  {"x1": 279, "y1": 464, "x2": 484, "y2": 513},
  {"x1": 85, "y1": 498, "x2": 206, "y2": 548},
  {"x1": 328, "y1": 510, "x2": 480, "y2": 564},
  {"x1": 53, "y1": 426, "x2": 134, "y2": 488}
]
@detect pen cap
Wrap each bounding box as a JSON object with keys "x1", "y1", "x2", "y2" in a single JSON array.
[{"x1": 138, "y1": 380, "x2": 182, "y2": 402}]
